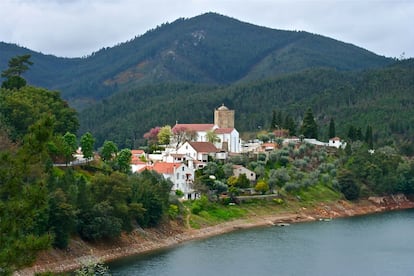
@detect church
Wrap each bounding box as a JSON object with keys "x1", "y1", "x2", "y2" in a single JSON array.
[{"x1": 172, "y1": 104, "x2": 241, "y2": 153}]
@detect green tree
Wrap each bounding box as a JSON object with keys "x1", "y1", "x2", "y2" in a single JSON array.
[
  {"x1": 157, "y1": 125, "x2": 172, "y2": 145},
  {"x1": 255, "y1": 180, "x2": 269, "y2": 194},
  {"x1": 300, "y1": 108, "x2": 318, "y2": 139},
  {"x1": 100, "y1": 140, "x2": 118, "y2": 161},
  {"x1": 365, "y1": 125, "x2": 373, "y2": 149},
  {"x1": 80, "y1": 132, "x2": 95, "y2": 160},
  {"x1": 329, "y1": 118, "x2": 336, "y2": 138},
  {"x1": 116, "y1": 148, "x2": 132, "y2": 174},
  {"x1": 0, "y1": 150, "x2": 51, "y2": 272},
  {"x1": 206, "y1": 130, "x2": 220, "y2": 143},
  {"x1": 1, "y1": 54, "x2": 33, "y2": 89},
  {"x1": 337, "y1": 169, "x2": 360, "y2": 200},
  {"x1": 62, "y1": 132, "x2": 77, "y2": 164}
]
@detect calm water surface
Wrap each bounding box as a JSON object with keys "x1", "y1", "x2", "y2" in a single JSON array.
[{"x1": 110, "y1": 209, "x2": 414, "y2": 276}]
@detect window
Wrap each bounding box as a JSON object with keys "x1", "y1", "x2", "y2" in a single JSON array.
[{"x1": 176, "y1": 173, "x2": 179, "y2": 180}]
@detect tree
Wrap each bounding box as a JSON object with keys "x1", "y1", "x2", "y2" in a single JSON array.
[
  {"x1": 1, "y1": 54, "x2": 33, "y2": 89},
  {"x1": 100, "y1": 140, "x2": 118, "y2": 161},
  {"x1": 284, "y1": 114, "x2": 297, "y2": 136},
  {"x1": 157, "y1": 125, "x2": 172, "y2": 145},
  {"x1": 337, "y1": 169, "x2": 360, "y2": 200},
  {"x1": 329, "y1": 118, "x2": 336, "y2": 138},
  {"x1": 116, "y1": 148, "x2": 132, "y2": 174},
  {"x1": 206, "y1": 130, "x2": 220, "y2": 144},
  {"x1": 300, "y1": 108, "x2": 318, "y2": 139},
  {"x1": 0, "y1": 150, "x2": 51, "y2": 272},
  {"x1": 365, "y1": 125, "x2": 373, "y2": 149},
  {"x1": 62, "y1": 132, "x2": 77, "y2": 164},
  {"x1": 80, "y1": 132, "x2": 95, "y2": 160},
  {"x1": 255, "y1": 180, "x2": 269, "y2": 194},
  {"x1": 347, "y1": 125, "x2": 356, "y2": 141},
  {"x1": 143, "y1": 126, "x2": 161, "y2": 145}
]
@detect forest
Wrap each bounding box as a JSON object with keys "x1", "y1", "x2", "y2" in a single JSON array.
[
  {"x1": 0, "y1": 13, "x2": 391, "y2": 109},
  {"x1": 79, "y1": 59, "x2": 414, "y2": 154},
  {"x1": 1, "y1": 54, "x2": 414, "y2": 274}
]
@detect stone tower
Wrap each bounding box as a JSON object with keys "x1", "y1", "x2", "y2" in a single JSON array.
[{"x1": 214, "y1": 104, "x2": 234, "y2": 128}]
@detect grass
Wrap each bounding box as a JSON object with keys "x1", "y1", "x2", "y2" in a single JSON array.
[{"x1": 185, "y1": 183, "x2": 343, "y2": 229}]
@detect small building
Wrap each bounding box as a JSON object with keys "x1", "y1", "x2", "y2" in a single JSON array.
[
  {"x1": 151, "y1": 162, "x2": 199, "y2": 200},
  {"x1": 214, "y1": 127, "x2": 241, "y2": 153},
  {"x1": 177, "y1": 141, "x2": 219, "y2": 162},
  {"x1": 329, "y1": 137, "x2": 346, "y2": 149},
  {"x1": 233, "y1": 165, "x2": 256, "y2": 182}
]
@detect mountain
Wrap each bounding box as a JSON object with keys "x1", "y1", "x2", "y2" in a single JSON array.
[
  {"x1": 1, "y1": 13, "x2": 392, "y2": 108},
  {"x1": 79, "y1": 59, "x2": 414, "y2": 150}
]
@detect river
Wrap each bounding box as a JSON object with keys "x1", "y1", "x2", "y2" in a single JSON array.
[{"x1": 110, "y1": 209, "x2": 414, "y2": 276}]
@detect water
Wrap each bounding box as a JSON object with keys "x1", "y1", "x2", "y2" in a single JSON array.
[{"x1": 110, "y1": 210, "x2": 414, "y2": 276}]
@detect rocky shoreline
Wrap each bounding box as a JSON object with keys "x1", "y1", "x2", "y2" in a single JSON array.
[{"x1": 15, "y1": 195, "x2": 414, "y2": 275}]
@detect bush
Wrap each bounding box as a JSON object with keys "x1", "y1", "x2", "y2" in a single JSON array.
[{"x1": 168, "y1": 204, "x2": 180, "y2": 219}]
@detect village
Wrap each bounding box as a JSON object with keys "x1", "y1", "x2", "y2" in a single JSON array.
[{"x1": 126, "y1": 104, "x2": 347, "y2": 201}]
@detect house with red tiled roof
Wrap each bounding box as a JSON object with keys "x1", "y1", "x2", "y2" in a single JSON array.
[
  {"x1": 177, "y1": 141, "x2": 219, "y2": 162},
  {"x1": 328, "y1": 137, "x2": 346, "y2": 149},
  {"x1": 170, "y1": 105, "x2": 241, "y2": 153},
  {"x1": 151, "y1": 162, "x2": 199, "y2": 200}
]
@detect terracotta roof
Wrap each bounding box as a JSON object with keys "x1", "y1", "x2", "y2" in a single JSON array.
[
  {"x1": 262, "y1": 143, "x2": 276, "y2": 148},
  {"x1": 152, "y1": 162, "x2": 178, "y2": 174},
  {"x1": 330, "y1": 137, "x2": 342, "y2": 141},
  {"x1": 189, "y1": 142, "x2": 218, "y2": 153},
  {"x1": 131, "y1": 149, "x2": 145, "y2": 155},
  {"x1": 137, "y1": 165, "x2": 152, "y2": 173},
  {"x1": 214, "y1": 128, "x2": 234, "y2": 134},
  {"x1": 131, "y1": 159, "x2": 146, "y2": 165},
  {"x1": 173, "y1": 124, "x2": 215, "y2": 132}
]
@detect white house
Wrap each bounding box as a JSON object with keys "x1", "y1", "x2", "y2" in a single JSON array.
[
  {"x1": 233, "y1": 165, "x2": 256, "y2": 182},
  {"x1": 151, "y1": 162, "x2": 199, "y2": 200},
  {"x1": 177, "y1": 141, "x2": 219, "y2": 162},
  {"x1": 329, "y1": 137, "x2": 347, "y2": 149},
  {"x1": 214, "y1": 128, "x2": 241, "y2": 153}
]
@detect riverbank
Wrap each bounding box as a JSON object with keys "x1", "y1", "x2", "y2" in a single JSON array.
[{"x1": 15, "y1": 194, "x2": 414, "y2": 275}]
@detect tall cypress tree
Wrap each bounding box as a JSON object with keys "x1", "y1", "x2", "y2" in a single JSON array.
[
  {"x1": 365, "y1": 125, "x2": 373, "y2": 149},
  {"x1": 301, "y1": 108, "x2": 318, "y2": 139},
  {"x1": 329, "y1": 118, "x2": 336, "y2": 138}
]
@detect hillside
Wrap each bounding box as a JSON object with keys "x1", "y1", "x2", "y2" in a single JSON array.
[
  {"x1": 79, "y1": 59, "x2": 414, "y2": 149},
  {"x1": 1, "y1": 13, "x2": 392, "y2": 108}
]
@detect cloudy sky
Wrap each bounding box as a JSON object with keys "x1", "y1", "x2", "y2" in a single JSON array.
[{"x1": 1, "y1": 0, "x2": 413, "y2": 58}]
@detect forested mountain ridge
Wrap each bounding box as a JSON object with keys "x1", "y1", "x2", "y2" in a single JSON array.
[
  {"x1": 1, "y1": 13, "x2": 392, "y2": 108},
  {"x1": 80, "y1": 59, "x2": 414, "y2": 150}
]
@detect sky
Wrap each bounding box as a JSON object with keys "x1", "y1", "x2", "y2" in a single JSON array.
[{"x1": 1, "y1": 0, "x2": 413, "y2": 59}]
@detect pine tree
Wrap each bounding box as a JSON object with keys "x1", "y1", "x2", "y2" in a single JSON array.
[
  {"x1": 329, "y1": 118, "x2": 336, "y2": 138},
  {"x1": 365, "y1": 125, "x2": 374, "y2": 149},
  {"x1": 300, "y1": 108, "x2": 318, "y2": 139}
]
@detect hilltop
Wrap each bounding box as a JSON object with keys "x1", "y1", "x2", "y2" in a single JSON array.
[{"x1": 0, "y1": 13, "x2": 392, "y2": 108}]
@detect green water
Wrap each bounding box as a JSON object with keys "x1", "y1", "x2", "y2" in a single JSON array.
[{"x1": 110, "y1": 209, "x2": 414, "y2": 275}]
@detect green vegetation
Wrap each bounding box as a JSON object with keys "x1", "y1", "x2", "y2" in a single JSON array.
[
  {"x1": 79, "y1": 60, "x2": 414, "y2": 151},
  {"x1": 0, "y1": 13, "x2": 391, "y2": 108}
]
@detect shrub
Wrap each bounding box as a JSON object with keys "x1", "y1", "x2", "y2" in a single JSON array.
[{"x1": 168, "y1": 204, "x2": 179, "y2": 219}]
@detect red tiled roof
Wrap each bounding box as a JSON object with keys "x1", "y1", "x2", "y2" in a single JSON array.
[
  {"x1": 131, "y1": 149, "x2": 145, "y2": 155},
  {"x1": 214, "y1": 128, "x2": 234, "y2": 134},
  {"x1": 152, "y1": 162, "x2": 178, "y2": 174},
  {"x1": 131, "y1": 159, "x2": 146, "y2": 165},
  {"x1": 189, "y1": 142, "x2": 218, "y2": 153},
  {"x1": 137, "y1": 165, "x2": 152, "y2": 173},
  {"x1": 330, "y1": 137, "x2": 342, "y2": 141},
  {"x1": 173, "y1": 124, "x2": 215, "y2": 132},
  {"x1": 262, "y1": 143, "x2": 276, "y2": 148}
]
